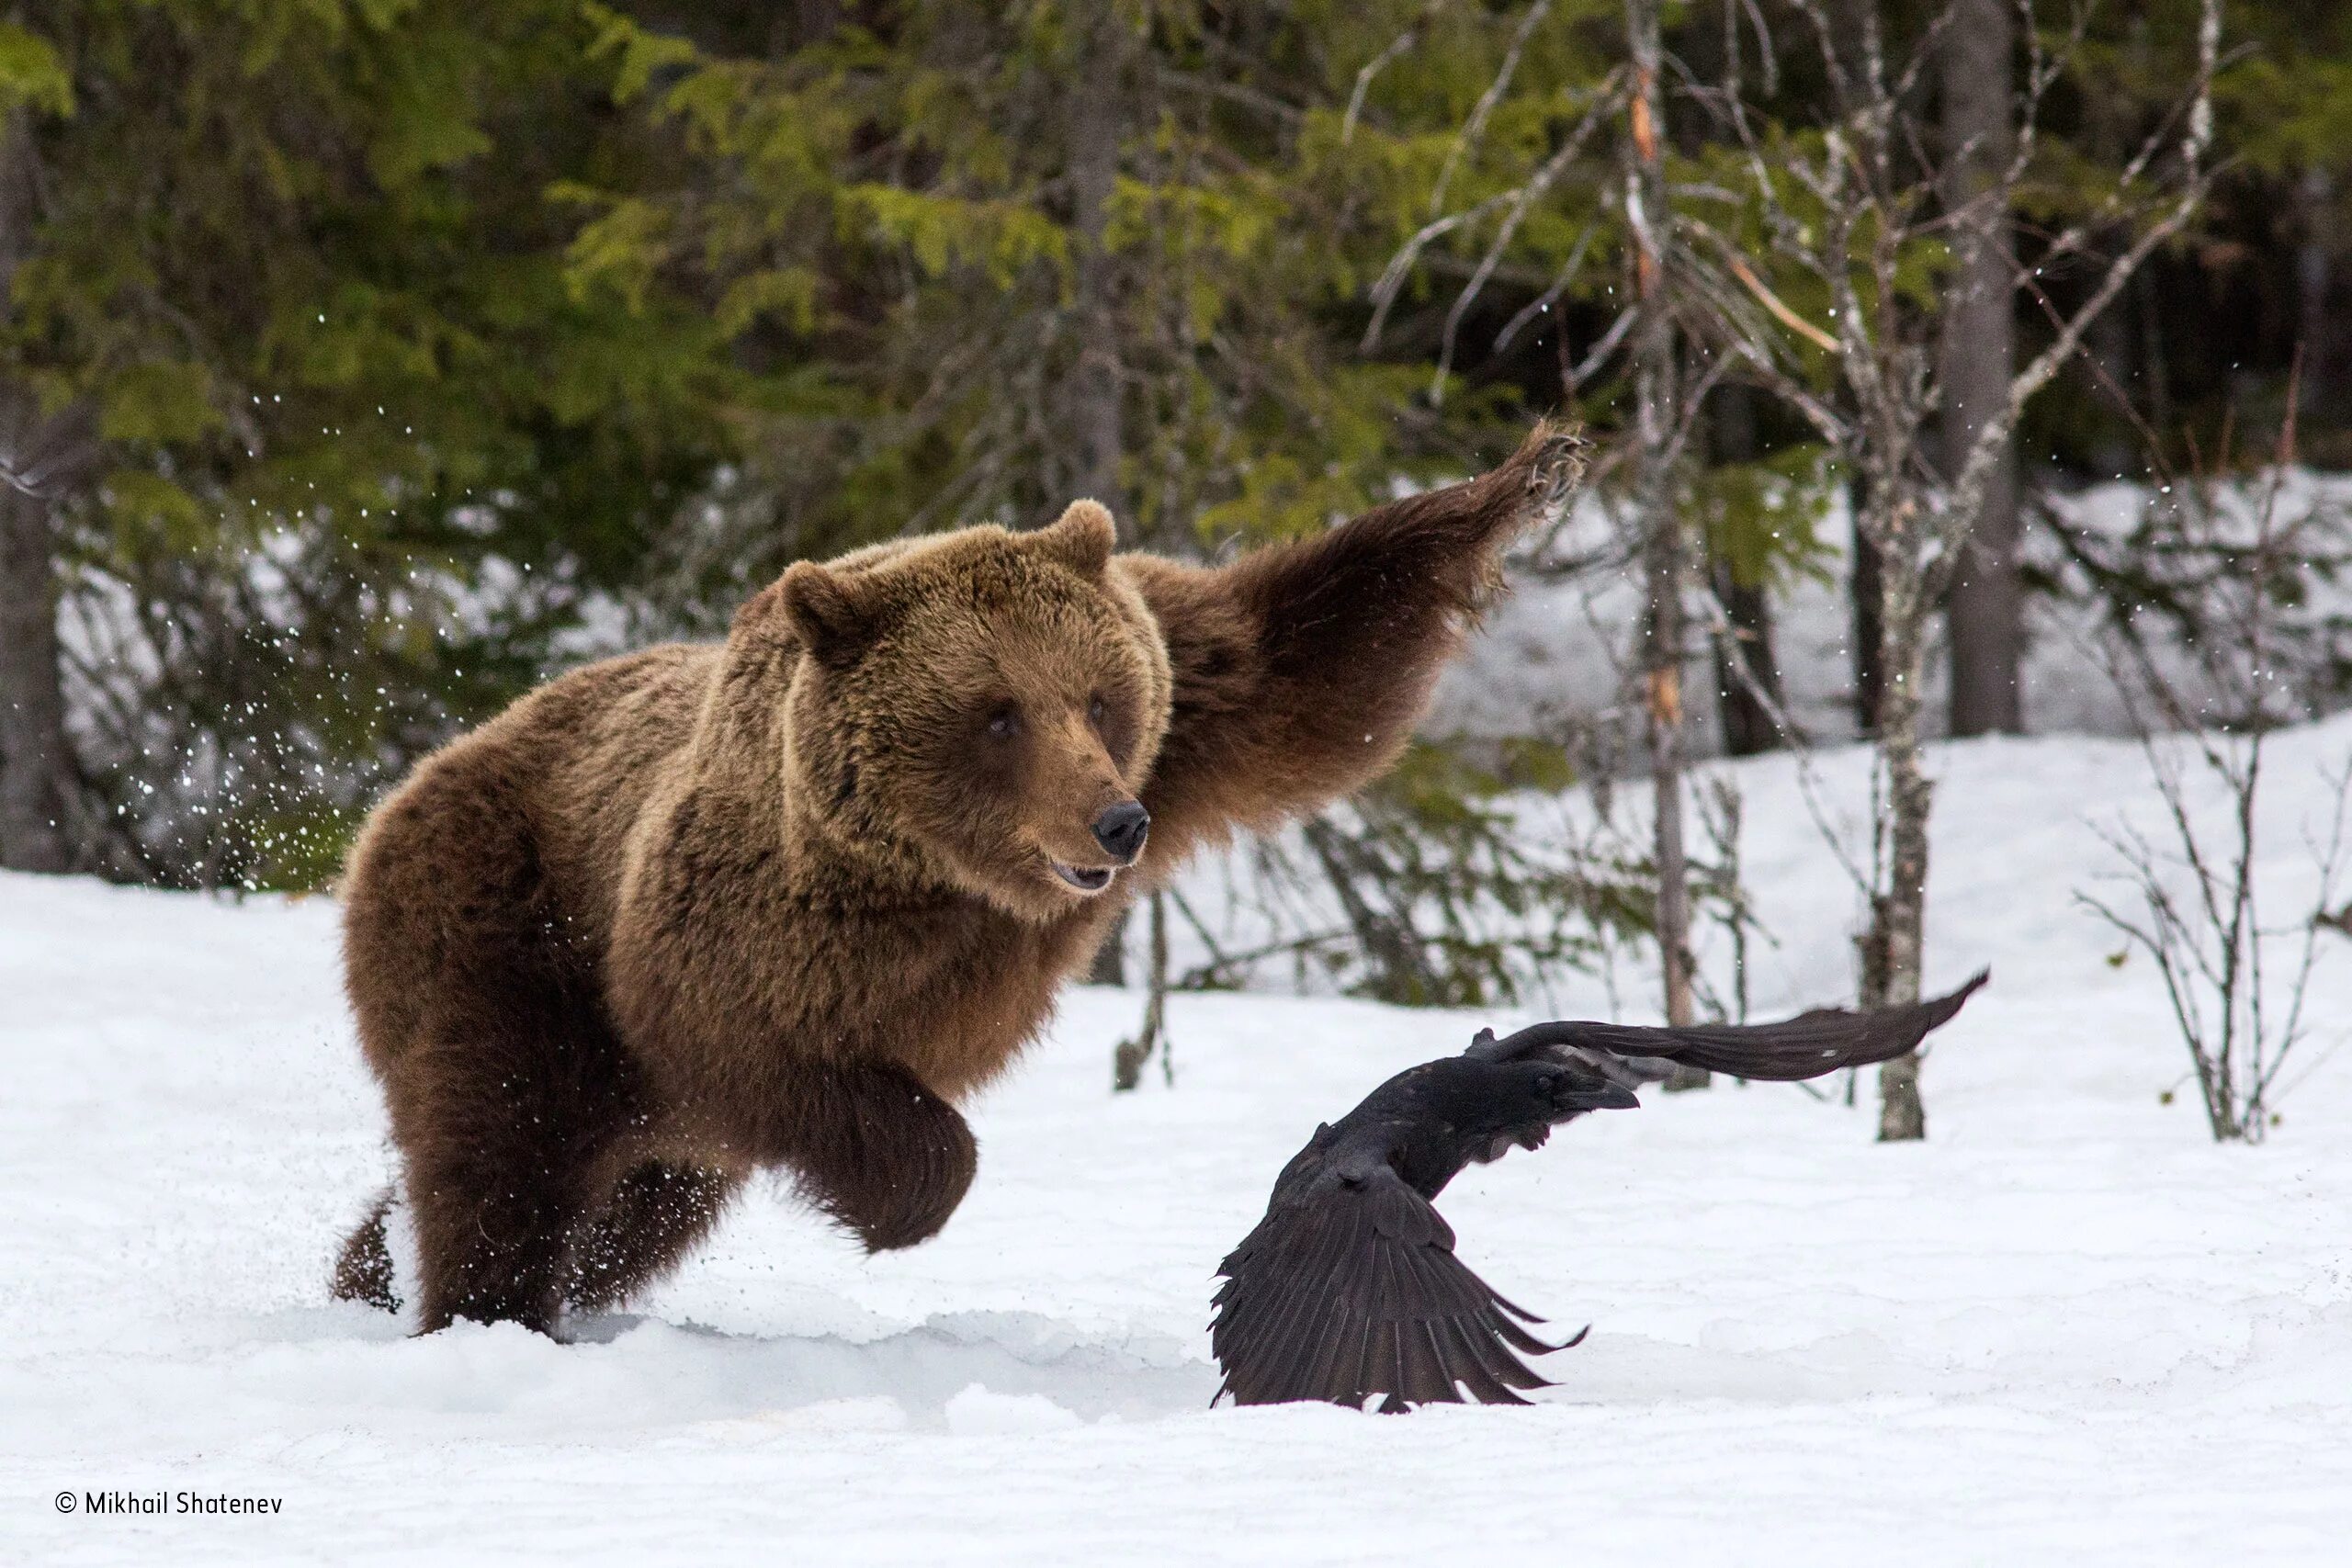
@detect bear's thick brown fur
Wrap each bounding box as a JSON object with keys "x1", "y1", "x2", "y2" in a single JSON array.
[{"x1": 332, "y1": 423, "x2": 1583, "y2": 1333}]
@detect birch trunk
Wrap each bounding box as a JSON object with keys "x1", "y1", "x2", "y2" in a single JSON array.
[
  {"x1": 1941, "y1": 0, "x2": 2022, "y2": 738},
  {"x1": 1625, "y1": 0, "x2": 1699, "y2": 1063},
  {"x1": 1867, "y1": 497, "x2": 1933, "y2": 1140}
]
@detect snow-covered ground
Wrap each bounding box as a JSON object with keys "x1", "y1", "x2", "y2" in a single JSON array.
[{"x1": 5, "y1": 720, "x2": 2350, "y2": 1565}]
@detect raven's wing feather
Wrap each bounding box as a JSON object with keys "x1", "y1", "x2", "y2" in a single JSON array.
[
  {"x1": 1210, "y1": 1150, "x2": 1581, "y2": 1411},
  {"x1": 1471, "y1": 969, "x2": 1988, "y2": 1081}
]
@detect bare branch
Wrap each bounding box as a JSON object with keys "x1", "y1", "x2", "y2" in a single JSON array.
[
  {"x1": 1431, "y1": 73, "x2": 1625, "y2": 398},
  {"x1": 1429, "y1": 1, "x2": 1553, "y2": 221},
  {"x1": 1361, "y1": 191, "x2": 1516, "y2": 352},
  {"x1": 1341, "y1": 2, "x2": 1445, "y2": 145},
  {"x1": 1494, "y1": 214, "x2": 1602, "y2": 352},
  {"x1": 1565, "y1": 305, "x2": 1639, "y2": 392}
]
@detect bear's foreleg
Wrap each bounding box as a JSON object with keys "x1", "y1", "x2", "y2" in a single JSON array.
[
  {"x1": 752, "y1": 1059, "x2": 978, "y2": 1253},
  {"x1": 1130, "y1": 421, "x2": 1582, "y2": 858}
]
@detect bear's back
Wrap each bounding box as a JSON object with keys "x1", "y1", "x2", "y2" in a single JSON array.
[{"x1": 342, "y1": 640, "x2": 723, "y2": 1056}]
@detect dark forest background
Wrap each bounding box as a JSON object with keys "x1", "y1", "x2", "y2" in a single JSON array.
[{"x1": 1, "y1": 0, "x2": 2343, "y2": 912}]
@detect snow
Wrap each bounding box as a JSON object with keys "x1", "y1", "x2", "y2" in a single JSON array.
[{"x1": 5, "y1": 719, "x2": 2351, "y2": 1565}]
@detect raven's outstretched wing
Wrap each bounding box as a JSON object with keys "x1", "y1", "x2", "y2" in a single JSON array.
[
  {"x1": 1210, "y1": 1148, "x2": 1582, "y2": 1412},
  {"x1": 1470, "y1": 969, "x2": 1989, "y2": 1081}
]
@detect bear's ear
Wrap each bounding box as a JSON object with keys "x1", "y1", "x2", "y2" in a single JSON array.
[
  {"x1": 777, "y1": 561, "x2": 883, "y2": 669},
  {"x1": 1032, "y1": 499, "x2": 1116, "y2": 579}
]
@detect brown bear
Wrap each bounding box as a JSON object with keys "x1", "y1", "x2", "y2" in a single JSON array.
[{"x1": 330, "y1": 423, "x2": 1582, "y2": 1334}]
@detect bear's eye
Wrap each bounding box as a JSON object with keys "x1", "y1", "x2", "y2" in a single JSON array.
[
  {"x1": 986, "y1": 706, "x2": 1021, "y2": 740},
  {"x1": 1087, "y1": 694, "x2": 1107, "y2": 728}
]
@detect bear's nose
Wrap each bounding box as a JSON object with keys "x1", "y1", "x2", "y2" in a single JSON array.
[{"x1": 1091, "y1": 801, "x2": 1150, "y2": 863}]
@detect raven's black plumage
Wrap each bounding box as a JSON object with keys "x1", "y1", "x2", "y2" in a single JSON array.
[{"x1": 1210, "y1": 971, "x2": 1989, "y2": 1412}]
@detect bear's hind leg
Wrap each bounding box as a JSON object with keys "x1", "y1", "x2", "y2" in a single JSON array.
[
  {"x1": 329, "y1": 1189, "x2": 401, "y2": 1313},
  {"x1": 562, "y1": 1162, "x2": 744, "y2": 1314},
  {"x1": 387, "y1": 999, "x2": 636, "y2": 1336},
  {"x1": 400, "y1": 1098, "x2": 593, "y2": 1336}
]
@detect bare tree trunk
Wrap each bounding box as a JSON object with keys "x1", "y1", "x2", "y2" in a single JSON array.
[
  {"x1": 1089, "y1": 920, "x2": 1130, "y2": 986},
  {"x1": 0, "y1": 107, "x2": 75, "y2": 874},
  {"x1": 2080, "y1": 86, "x2": 2139, "y2": 479},
  {"x1": 1064, "y1": 12, "x2": 1125, "y2": 521},
  {"x1": 1713, "y1": 572, "x2": 1781, "y2": 755},
  {"x1": 1866, "y1": 494, "x2": 1934, "y2": 1140},
  {"x1": 1064, "y1": 10, "x2": 1132, "y2": 987},
  {"x1": 1303, "y1": 815, "x2": 1443, "y2": 1006},
  {"x1": 1707, "y1": 385, "x2": 1783, "y2": 756},
  {"x1": 1849, "y1": 479, "x2": 1884, "y2": 737},
  {"x1": 2297, "y1": 166, "x2": 2339, "y2": 416},
  {"x1": 1941, "y1": 0, "x2": 2023, "y2": 738},
  {"x1": 1112, "y1": 891, "x2": 1171, "y2": 1091},
  {"x1": 0, "y1": 484, "x2": 72, "y2": 874},
  {"x1": 1625, "y1": 0, "x2": 1700, "y2": 1077},
  {"x1": 2082, "y1": 280, "x2": 2135, "y2": 478}
]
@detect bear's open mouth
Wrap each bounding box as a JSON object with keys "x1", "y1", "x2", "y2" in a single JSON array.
[{"x1": 1049, "y1": 860, "x2": 1116, "y2": 893}]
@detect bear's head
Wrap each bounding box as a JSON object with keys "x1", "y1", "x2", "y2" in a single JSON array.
[{"x1": 746, "y1": 501, "x2": 1173, "y2": 922}]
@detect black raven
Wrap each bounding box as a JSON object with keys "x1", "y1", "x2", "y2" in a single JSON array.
[{"x1": 1209, "y1": 971, "x2": 1990, "y2": 1412}]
